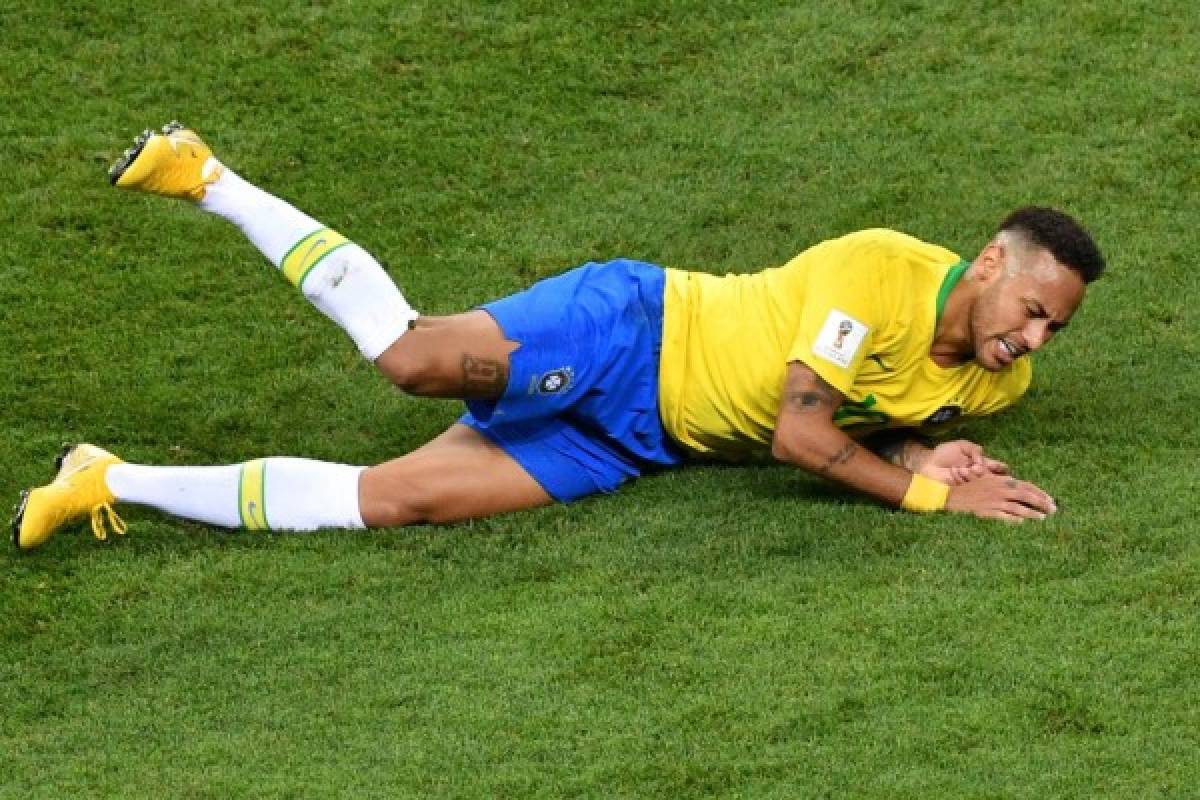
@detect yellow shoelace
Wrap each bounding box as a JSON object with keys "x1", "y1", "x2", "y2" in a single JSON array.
[{"x1": 89, "y1": 502, "x2": 127, "y2": 541}]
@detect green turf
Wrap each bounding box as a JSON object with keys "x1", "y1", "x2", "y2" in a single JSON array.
[{"x1": 2, "y1": 0, "x2": 1198, "y2": 797}]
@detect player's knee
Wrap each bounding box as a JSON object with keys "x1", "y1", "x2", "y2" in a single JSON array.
[
  {"x1": 362, "y1": 488, "x2": 425, "y2": 527},
  {"x1": 375, "y1": 349, "x2": 433, "y2": 395},
  {"x1": 381, "y1": 359, "x2": 421, "y2": 395},
  {"x1": 360, "y1": 470, "x2": 447, "y2": 527}
]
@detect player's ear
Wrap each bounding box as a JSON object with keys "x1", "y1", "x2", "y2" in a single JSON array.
[{"x1": 972, "y1": 239, "x2": 1006, "y2": 282}]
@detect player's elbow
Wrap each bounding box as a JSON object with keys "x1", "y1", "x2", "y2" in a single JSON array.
[
  {"x1": 771, "y1": 428, "x2": 835, "y2": 474},
  {"x1": 770, "y1": 434, "x2": 804, "y2": 466}
]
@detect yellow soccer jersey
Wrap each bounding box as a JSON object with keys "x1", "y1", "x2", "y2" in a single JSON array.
[{"x1": 658, "y1": 229, "x2": 1032, "y2": 458}]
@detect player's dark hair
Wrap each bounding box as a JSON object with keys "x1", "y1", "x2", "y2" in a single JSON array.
[{"x1": 998, "y1": 206, "x2": 1106, "y2": 283}]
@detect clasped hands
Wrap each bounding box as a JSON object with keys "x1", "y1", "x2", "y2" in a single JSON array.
[{"x1": 920, "y1": 440, "x2": 1058, "y2": 522}]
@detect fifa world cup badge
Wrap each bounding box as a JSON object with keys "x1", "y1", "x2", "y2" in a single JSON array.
[
  {"x1": 833, "y1": 319, "x2": 854, "y2": 349},
  {"x1": 813, "y1": 310, "x2": 868, "y2": 368}
]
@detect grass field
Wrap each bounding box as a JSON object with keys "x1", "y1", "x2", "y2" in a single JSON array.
[{"x1": 3, "y1": 1, "x2": 1198, "y2": 797}]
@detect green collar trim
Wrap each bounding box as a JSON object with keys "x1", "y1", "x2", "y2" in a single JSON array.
[{"x1": 935, "y1": 259, "x2": 969, "y2": 328}]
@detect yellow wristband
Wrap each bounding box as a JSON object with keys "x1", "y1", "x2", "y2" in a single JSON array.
[{"x1": 901, "y1": 473, "x2": 950, "y2": 513}]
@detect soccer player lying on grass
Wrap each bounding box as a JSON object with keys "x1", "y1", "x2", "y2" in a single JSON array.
[{"x1": 12, "y1": 123, "x2": 1106, "y2": 550}]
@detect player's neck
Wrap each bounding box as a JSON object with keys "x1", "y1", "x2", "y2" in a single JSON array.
[{"x1": 930, "y1": 274, "x2": 980, "y2": 367}]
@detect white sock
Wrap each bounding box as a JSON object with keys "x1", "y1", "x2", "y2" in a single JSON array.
[
  {"x1": 298, "y1": 241, "x2": 419, "y2": 361},
  {"x1": 199, "y1": 168, "x2": 321, "y2": 266},
  {"x1": 106, "y1": 458, "x2": 366, "y2": 532},
  {"x1": 199, "y1": 167, "x2": 418, "y2": 360}
]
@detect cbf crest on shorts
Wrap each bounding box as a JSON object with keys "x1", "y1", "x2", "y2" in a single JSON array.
[{"x1": 531, "y1": 366, "x2": 575, "y2": 395}]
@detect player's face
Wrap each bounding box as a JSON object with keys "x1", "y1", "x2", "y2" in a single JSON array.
[{"x1": 969, "y1": 253, "x2": 1087, "y2": 371}]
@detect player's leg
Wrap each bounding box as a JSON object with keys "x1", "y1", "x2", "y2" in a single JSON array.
[
  {"x1": 359, "y1": 424, "x2": 552, "y2": 525},
  {"x1": 371, "y1": 311, "x2": 519, "y2": 399},
  {"x1": 110, "y1": 122, "x2": 417, "y2": 364},
  {"x1": 12, "y1": 443, "x2": 366, "y2": 550},
  {"x1": 12, "y1": 427, "x2": 551, "y2": 550}
]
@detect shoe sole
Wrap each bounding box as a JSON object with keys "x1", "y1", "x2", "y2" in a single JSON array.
[
  {"x1": 108, "y1": 121, "x2": 185, "y2": 186},
  {"x1": 11, "y1": 489, "x2": 29, "y2": 549}
]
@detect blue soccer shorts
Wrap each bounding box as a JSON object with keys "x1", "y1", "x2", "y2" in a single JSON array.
[{"x1": 460, "y1": 258, "x2": 686, "y2": 502}]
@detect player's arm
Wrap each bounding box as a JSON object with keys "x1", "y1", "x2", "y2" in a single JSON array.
[
  {"x1": 771, "y1": 361, "x2": 916, "y2": 508},
  {"x1": 771, "y1": 362, "x2": 1054, "y2": 520}
]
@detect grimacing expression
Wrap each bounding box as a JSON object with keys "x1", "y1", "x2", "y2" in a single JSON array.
[{"x1": 969, "y1": 249, "x2": 1087, "y2": 372}]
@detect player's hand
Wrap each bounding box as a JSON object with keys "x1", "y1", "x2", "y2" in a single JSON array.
[
  {"x1": 919, "y1": 439, "x2": 1009, "y2": 486},
  {"x1": 945, "y1": 473, "x2": 1057, "y2": 522}
]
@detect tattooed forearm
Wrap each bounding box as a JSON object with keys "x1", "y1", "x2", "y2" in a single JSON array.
[
  {"x1": 867, "y1": 432, "x2": 929, "y2": 472},
  {"x1": 874, "y1": 437, "x2": 905, "y2": 466},
  {"x1": 819, "y1": 441, "x2": 859, "y2": 476},
  {"x1": 461, "y1": 354, "x2": 508, "y2": 396},
  {"x1": 902, "y1": 441, "x2": 929, "y2": 471}
]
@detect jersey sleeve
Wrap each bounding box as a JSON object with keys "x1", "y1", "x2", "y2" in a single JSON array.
[{"x1": 785, "y1": 237, "x2": 887, "y2": 397}]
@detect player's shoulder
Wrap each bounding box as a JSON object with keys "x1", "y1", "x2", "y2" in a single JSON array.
[
  {"x1": 833, "y1": 228, "x2": 959, "y2": 263},
  {"x1": 781, "y1": 228, "x2": 960, "y2": 296}
]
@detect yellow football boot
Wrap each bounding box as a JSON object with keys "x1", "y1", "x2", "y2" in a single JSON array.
[
  {"x1": 12, "y1": 444, "x2": 127, "y2": 551},
  {"x1": 109, "y1": 121, "x2": 223, "y2": 201}
]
